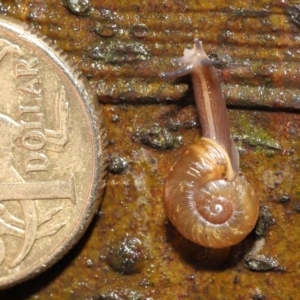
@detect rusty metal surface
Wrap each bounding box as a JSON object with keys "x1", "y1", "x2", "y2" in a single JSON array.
[
  {"x1": 0, "y1": 0, "x2": 299, "y2": 299},
  {"x1": 1, "y1": 0, "x2": 300, "y2": 108}
]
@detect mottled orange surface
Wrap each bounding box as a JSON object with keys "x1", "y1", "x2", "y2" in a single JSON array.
[{"x1": 0, "y1": 0, "x2": 300, "y2": 299}]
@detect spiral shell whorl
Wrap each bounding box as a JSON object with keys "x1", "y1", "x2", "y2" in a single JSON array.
[{"x1": 164, "y1": 138, "x2": 259, "y2": 248}]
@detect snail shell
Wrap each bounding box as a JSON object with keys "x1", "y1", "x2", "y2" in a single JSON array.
[{"x1": 164, "y1": 138, "x2": 259, "y2": 248}]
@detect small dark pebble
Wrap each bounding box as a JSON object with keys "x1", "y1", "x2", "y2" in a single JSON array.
[
  {"x1": 106, "y1": 237, "x2": 145, "y2": 274},
  {"x1": 111, "y1": 114, "x2": 120, "y2": 122},
  {"x1": 209, "y1": 52, "x2": 233, "y2": 68},
  {"x1": 167, "y1": 120, "x2": 180, "y2": 131},
  {"x1": 277, "y1": 194, "x2": 291, "y2": 204},
  {"x1": 243, "y1": 254, "x2": 279, "y2": 271},
  {"x1": 109, "y1": 155, "x2": 128, "y2": 174},
  {"x1": 63, "y1": 0, "x2": 91, "y2": 16},
  {"x1": 286, "y1": 5, "x2": 300, "y2": 27},
  {"x1": 183, "y1": 120, "x2": 199, "y2": 129},
  {"x1": 132, "y1": 123, "x2": 183, "y2": 150},
  {"x1": 253, "y1": 294, "x2": 267, "y2": 300},
  {"x1": 255, "y1": 205, "x2": 275, "y2": 237}
]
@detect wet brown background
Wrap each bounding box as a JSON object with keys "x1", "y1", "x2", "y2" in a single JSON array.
[{"x1": 1, "y1": 0, "x2": 300, "y2": 299}]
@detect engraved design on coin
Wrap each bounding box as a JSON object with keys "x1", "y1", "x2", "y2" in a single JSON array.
[
  {"x1": 0, "y1": 43, "x2": 77, "y2": 268},
  {"x1": 0, "y1": 17, "x2": 106, "y2": 289}
]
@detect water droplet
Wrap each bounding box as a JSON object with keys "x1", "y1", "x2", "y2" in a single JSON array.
[
  {"x1": 94, "y1": 23, "x2": 119, "y2": 37},
  {"x1": 130, "y1": 24, "x2": 148, "y2": 39}
]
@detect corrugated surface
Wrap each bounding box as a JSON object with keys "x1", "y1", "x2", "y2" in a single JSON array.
[
  {"x1": 0, "y1": 0, "x2": 300, "y2": 299},
  {"x1": 2, "y1": 0, "x2": 300, "y2": 108}
]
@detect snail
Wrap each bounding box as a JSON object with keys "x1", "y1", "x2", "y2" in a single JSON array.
[{"x1": 160, "y1": 39, "x2": 259, "y2": 249}]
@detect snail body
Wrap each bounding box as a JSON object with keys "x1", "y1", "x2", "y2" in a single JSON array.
[{"x1": 161, "y1": 39, "x2": 259, "y2": 248}]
